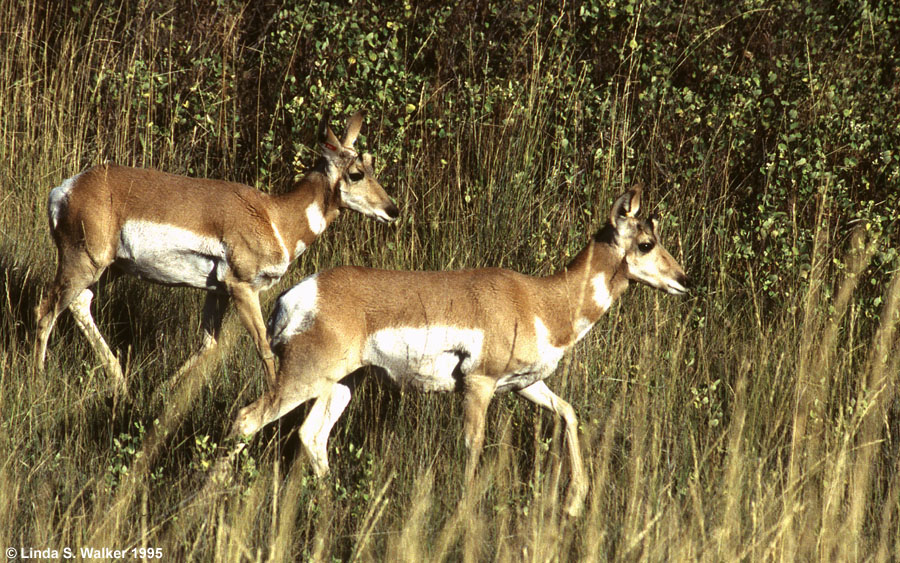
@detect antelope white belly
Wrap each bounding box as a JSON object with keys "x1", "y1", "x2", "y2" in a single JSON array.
[
  {"x1": 115, "y1": 220, "x2": 229, "y2": 290},
  {"x1": 364, "y1": 326, "x2": 485, "y2": 392}
]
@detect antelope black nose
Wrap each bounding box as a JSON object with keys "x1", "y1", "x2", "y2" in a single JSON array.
[{"x1": 385, "y1": 203, "x2": 400, "y2": 220}]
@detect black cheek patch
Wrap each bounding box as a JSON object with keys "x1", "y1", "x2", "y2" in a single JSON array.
[{"x1": 593, "y1": 223, "x2": 617, "y2": 245}]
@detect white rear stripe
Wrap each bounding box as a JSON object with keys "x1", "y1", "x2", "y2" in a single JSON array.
[{"x1": 270, "y1": 221, "x2": 289, "y2": 262}]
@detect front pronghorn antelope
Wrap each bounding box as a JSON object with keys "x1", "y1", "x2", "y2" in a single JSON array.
[
  {"x1": 231, "y1": 184, "x2": 687, "y2": 517},
  {"x1": 34, "y1": 111, "x2": 399, "y2": 392}
]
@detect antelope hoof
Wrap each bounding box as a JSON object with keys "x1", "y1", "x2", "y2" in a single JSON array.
[
  {"x1": 231, "y1": 409, "x2": 256, "y2": 438},
  {"x1": 564, "y1": 483, "x2": 587, "y2": 518},
  {"x1": 565, "y1": 496, "x2": 585, "y2": 518}
]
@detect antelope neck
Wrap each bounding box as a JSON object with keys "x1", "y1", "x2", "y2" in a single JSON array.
[
  {"x1": 540, "y1": 240, "x2": 630, "y2": 341},
  {"x1": 270, "y1": 170, "x2": 340, "y2": 260}
]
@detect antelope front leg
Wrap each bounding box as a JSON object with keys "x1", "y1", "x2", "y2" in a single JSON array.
[
  {"x1": 517, "y1": 380, "x2": 587, "y2": 517},
  {"x1": 229, "y1": 283, "x2": 277, "y2": 388}
]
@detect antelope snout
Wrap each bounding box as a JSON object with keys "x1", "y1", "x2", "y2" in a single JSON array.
[
  {"x1": 376, "y1": 201, "x2": 400, "y2": 223},
  {"x1": 666, "y1": 272, "x2": 689, "y2": 295}
]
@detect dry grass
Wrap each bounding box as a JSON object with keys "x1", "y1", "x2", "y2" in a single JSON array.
[{"x1": 1, "y1": 2, "x2": 898, "y2": 561}]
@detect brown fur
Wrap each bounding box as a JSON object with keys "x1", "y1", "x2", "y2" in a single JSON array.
[
  {"x1": 230, "y1": 185, "x2": 688, "y2": 517},
  {"x1": 34, "y1": 111, "x2": 398, "y2": 391}
]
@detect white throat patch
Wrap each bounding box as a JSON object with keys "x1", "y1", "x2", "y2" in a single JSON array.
[
  {"x1": 306, "y1": 202, "x2": 327, "y2": 235},
  {"x1": 592, "y1": 272, "x2": 613, "y2": 312}
]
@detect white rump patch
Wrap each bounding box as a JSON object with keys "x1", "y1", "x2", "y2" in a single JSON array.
[
  {"x1": 306, "y1": 202, "x2": 327, "y2": 235},
  {"x1": 47, "y1": 175, "x2": 78, "y2": 231},
  {"x1": 268, "y1": 274, "x2": 319, "y2": 348},
  {"x1": 115, "y1": 220, "x2": 229, "y2": 290},
  {"x1": 363, "y1": 326, "x2": 485, "y2": 392}
]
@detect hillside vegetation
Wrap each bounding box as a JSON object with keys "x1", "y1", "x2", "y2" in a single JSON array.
[{"x1": 1, "y1": 1, "x2": 898, "y2": 560}]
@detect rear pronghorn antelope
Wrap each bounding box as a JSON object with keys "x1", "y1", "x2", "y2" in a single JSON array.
[
  {"x1": 34, "y1": 111, "x2": 399, "y2": 392},
  {"x1": 229, "y1": 184, "x2": 687, "y2": 517}
]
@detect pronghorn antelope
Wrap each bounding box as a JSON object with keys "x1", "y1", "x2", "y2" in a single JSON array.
[
  {"x1": 230, "y1": 184, "x2": 687, "y2": 517},
  {"x1": 34, "y1": 111, "x2": 399, "y2": 391}
]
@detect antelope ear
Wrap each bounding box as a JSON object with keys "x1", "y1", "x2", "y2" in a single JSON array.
[
  {"x1": 318, "y1": 111, "x2": 343, "y2": 155},
  {"x1": 317, "y1": 110, "x2": 331, "y2": 143},
  {"x1": 342, "y1": 110, "x2": 365, "y2": 147},
  {"x1": 609, "y1": 183, "x2": 643, "y2": 226},
  {"x1": 648, "y1": 212, "x2": 660, "y2": 235}
]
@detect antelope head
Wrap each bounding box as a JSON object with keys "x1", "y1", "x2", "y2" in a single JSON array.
[
  {"x1": 609, "y1": 184, "x2": 688, "y2": 295},
  {"x1": 319, "y1": 111, "x2": 399, "y2": 224}
]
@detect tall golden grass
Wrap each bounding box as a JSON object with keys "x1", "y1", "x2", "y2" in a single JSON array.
[{"x1": 1, "y1": 2, "x2": 897, "y2": 561}]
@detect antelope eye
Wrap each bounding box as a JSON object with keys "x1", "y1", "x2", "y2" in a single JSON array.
[
  {"x1": 348, "y1": 172, "x2": 365, "y2": 182},
  {"x1": 638, "y1": 241, "x2": 655, "y2": 253}
]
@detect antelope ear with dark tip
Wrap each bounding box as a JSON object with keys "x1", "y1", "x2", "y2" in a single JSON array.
[{"x1": 317, "y1": 111, "x2": 331, "y2": 143}]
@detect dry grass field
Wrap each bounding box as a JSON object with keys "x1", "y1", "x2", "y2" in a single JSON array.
[{"x1": 1, "y1": 1, "x2": 898, "y2": 561}]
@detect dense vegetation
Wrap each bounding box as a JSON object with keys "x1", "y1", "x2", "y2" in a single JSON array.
[{"x1": 1, "y1": 0, "x2": 898, "y2": 560}]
